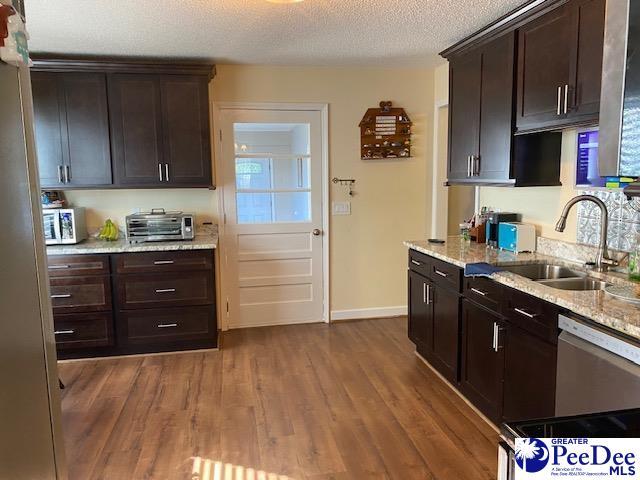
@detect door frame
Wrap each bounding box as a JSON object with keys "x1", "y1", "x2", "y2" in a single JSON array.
[{"x1": 212, "y1": 102, "x2": 330, "y2": 331}]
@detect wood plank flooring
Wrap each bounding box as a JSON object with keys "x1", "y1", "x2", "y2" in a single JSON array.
[{"x1": 57, "y1": 317, "x2": 499, "y2": 480}]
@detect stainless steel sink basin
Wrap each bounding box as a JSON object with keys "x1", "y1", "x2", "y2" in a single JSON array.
[
  {"x1": 537, "y1": 277, "x2": 609, "y2": 291},
  {"x1": 499, "y1": 263, "x2": 585, "y2": 281}
]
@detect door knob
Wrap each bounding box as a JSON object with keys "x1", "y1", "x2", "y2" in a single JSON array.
[{"x1": 312, "y1": 229, "x2": 322, "y2": 236}]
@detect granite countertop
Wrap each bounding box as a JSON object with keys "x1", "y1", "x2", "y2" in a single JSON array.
[
  {"x1": 404, "y1": 238, "x2": 640, "y2": 341},
  {"x1": 47, "y1": 234, "x2": 218, "y2": 256}
]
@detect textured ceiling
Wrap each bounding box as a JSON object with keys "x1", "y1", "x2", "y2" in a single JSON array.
[{"x1": 25, "y1": 0, "x2": 528, "y2": 66}]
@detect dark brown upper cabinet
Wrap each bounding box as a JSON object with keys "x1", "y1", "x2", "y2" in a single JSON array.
[
  {"x1": 109, "y1": 74, "x2": 212, "y2": 187},
  {"x1": 31, "y1": 58, "x2": 215, "y2": 190},
  {"x1": 450, "y1": 32, "x2": 516, "y2": 184},
  {"x1": 516, "y1": 0, "x2": 605, "y2": 132},
  {"x1": 32, "y1": 71, "x2": 112, "y2": 189}
]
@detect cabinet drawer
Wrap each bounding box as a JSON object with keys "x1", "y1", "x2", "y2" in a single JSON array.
[
  {"x1": 429, "y1": 256, "x2": 462, "y2": 292},
  {"x1": 504, "y1": 288, "x2": 559, "y2": 343},
  {"x1": 121, "y1": 305, "x2": 215, "y2": 345},
  {"x1": 48, "y1": 254, "x2": 110, "y2": 277},
  {"x1": 53, "y1": 312, "x2": 113, "y2": 349},
  {"x1": 464, "y1": 277, "x2": 503, "y2": 313},
  {"x1": 50, "y1": 275, "x2": 112, "y2": 314},
  {"x1": 117, "y1": 271, "x2": 214, "y2": 309},
  {"x1": 113, "y1": 250, "x2": 213, "y2": 274},
  {"x1": 408, "y1": 250, "x2": 432, "y2": 277}
]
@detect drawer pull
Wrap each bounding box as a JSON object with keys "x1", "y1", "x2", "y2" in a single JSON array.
[
  {"x1": 157, "y1": 323, "x2": 178, "y2": 328},
  {"x1": 49, "y1": 265, "x2": 71, "y2": 270},
  {"x1": 434, "y1": 269, "x2": 448, "y2": 278},
  {"x1": 155, "y1": 288, "x2": 176, "y2": 294},
  {"x1": 153, "y1": 260, "x2": 175, "y2": 265},
  {"x1": 411, "y1": 260, "x2": 422, "y2": 266},
  {"x1": 514, "y1": 307, "x2": 537, "y2": 319},
  {"x1": 470, "y1": 288, "x2": 488, "y2": 297},
  {"x1": 54, "y1": 329, "x2": 75, "y2": 335},
  {"x1": 51, "y1": 294, "x2": 72, "y2": 299}
]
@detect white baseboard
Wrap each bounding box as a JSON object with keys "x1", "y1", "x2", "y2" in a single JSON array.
[{"x1": 330, "y1": 305, "x2": 407, "y2": 322}]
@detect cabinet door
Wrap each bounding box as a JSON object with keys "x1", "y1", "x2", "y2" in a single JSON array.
[
  {"x1": 31, "y1": 72, "x2": 66, "y2": 189},
  {"x1": 408, "y1": 270, "x2": 432, "y2": 351},
  {"x1": 568, "y1": 0, "x2": 605, "y2": 122},
  {"x1": 60, "y1": 73, "x2": 112, "y2": 186},
  {"x1": 502, "y1": 324, "x2": 557, "y2": 422},
  {"x1": 430, "y1": 284, "x2": 460, "y2": 383},
  {"x1": 460, "y1": 299, "x2": 505, "y2": 422},
  {"x1": 477, "y1": 32, "x2": 515, "y2": 183},
  {"x1": 448, "y1": 50, "x2": 481, "y2": 182},
  {"x1": 516, "y1": 4, "x2": 574, "y2": 132},
  {"x1": 160, "y1": 76, "x2": 212, "y2": 186},
  {"x1": 109, "y1": 74, "x2": 165, "y2": 186}
]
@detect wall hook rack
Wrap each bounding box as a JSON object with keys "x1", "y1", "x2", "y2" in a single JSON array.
[{"x1": 332, "y1": 177, "x2": 356, "y2": 196}]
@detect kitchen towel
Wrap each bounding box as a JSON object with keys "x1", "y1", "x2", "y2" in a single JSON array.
[{"x1": 464, "y1": 262, "x2": 503, "y2": 277}]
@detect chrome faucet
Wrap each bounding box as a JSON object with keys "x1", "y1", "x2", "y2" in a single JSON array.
[{"x1": 555, "y1": 195, "x2": 618, "y2": 272}]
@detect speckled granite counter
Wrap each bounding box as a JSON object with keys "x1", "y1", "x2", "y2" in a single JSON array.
[
  {"x1": 47, "y1": 234, "x2": 217, "y2": 256},
  {"x1": 404, "y1": 238, "x2": 640, "y2": 341}
]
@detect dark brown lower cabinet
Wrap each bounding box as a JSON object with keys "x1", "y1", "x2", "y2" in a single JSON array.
[
  {"x1": 502, "y1": 323, "x2": 557, "y2": 422},
  {"x1": 430, "y1": 284, "x2": 460, "y2": 384},
  {"x1": 460, "y1": 299, "x2": 505, "y2": 423},
  {"x1": 53, "y1": 312, "x2": 114, "y2": 349},
  {"x1": 408, "y1": 270, "x2": 432, "y2": 349}
]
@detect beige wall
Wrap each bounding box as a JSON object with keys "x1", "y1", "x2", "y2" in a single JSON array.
[
  {"x1": 478, "y1": 129, "x2": 580, "y2": 241},
  {"x1": 67, "y1": 64, "x2": 435, "y2": 314}
]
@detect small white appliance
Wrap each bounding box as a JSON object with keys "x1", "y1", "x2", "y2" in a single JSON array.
[{"x1": 42, "y1": 207, "x2": 87, "y2": 245}]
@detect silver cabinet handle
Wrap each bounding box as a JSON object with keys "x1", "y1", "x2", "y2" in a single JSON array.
[
  {"x1": 51, "y1": 294, "x2": 72, "y2": 299},
  {"x1": 153, "y1": 260, "x2": 175, "y2": 265},
  {"x1": 411, "y1": 260, "x2": 422, "y2": 266},
  {"x1": 467, "y1": 155, "x2": 472, "y2": 177},
  {"x1": 54, "y1": 330, "x2": 74, "y2": 335},
  {"x1": 492, "y1": 322, "x2": 498, "y2": 351},
  {"x1": 473, "y1": 155, "x2": 480, "y2": 176},
  {"x1": 155, "y1": 288, "x2": 176, "y2": 294},
  {"x1": 57, "y1": 165, "x2": 64, "y2": 183},
  {"x1": 557, "y1": 86, "x2": 562, "y2": 115},
  {"x1": 514, "y1": 307, "x2": 537, "y2": 318},
  {"x1": 165, "y1": 163, "x2": 170, "y2": 182},
  {"x1": 470, "y1": 288, "x2": 487, "y2": 297},
  {"x1": 158, "y1": 163, "x2": 163, "y2": 182},
  {"x1": 49, "y1": 265, "x2": 71, "y2": 270},
  {"x1": 423, "y1": 283, "x2": 431, "y2": 305},
  {"x1": 157, "y1": 323, "x2": 178, "y2": 328},
  {"x1": 434, "y1": 270, "x2": 448, "y2": 278},
  {"x1": 64, "y1": 165, "x2": 71, "y2": 183},
  {"x1": 563, "y1": 84, "x2": 569, "y2": 114}
]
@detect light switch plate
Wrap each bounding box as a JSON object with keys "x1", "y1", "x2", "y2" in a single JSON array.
[{"x1": 332, "y1": 201, "x2": 351, "y2": 215}]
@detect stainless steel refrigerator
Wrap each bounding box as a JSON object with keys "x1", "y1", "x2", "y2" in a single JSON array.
[{"x1": 0, "y1": 51, "x2": 67, "y2": 479}]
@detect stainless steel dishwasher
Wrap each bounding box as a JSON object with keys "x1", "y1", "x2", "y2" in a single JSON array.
[{"x1": 556, "y1": 314, "x2": 640, "y2": 416}]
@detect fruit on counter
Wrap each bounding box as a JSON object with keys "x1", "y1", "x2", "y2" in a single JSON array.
[{"x1": 98, "y1": 219, "x2": 119, "y2": 241}]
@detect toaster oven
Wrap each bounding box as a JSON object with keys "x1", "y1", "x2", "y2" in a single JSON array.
[{"x1": 125, "y1": 209, "x2": 195, "y2": 243}]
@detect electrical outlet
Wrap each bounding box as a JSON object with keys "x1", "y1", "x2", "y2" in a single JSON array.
[{"x1": 332, "y1": 201, "x2": 351, "y2": 215}]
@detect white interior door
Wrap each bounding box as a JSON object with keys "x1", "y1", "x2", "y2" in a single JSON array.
[{"x1": 220, "y1": 108, "x2": 325, "y2": 329}]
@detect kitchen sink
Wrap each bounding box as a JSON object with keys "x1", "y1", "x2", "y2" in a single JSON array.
[
  {"x1": 536, "y1": 277, "x2": 609, "y2": 291},
  {"x1": 499, "y1": 263, "x2": 585, "y2": 281}
]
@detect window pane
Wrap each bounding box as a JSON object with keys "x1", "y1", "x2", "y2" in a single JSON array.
[
  {"x1": 237, "y1": 192, "x2": 311, "y2": 224},
  {"x1": 234, "y1": 123, "x2": 310, "y2": 155},
  {"x1": 236, "y1": 158, "x2": 272, "y2": 190}
]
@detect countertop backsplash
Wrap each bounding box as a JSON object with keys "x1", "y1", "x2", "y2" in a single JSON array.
[{"x1": 577, "y1": 188, "x2": 640, "y2": 252}]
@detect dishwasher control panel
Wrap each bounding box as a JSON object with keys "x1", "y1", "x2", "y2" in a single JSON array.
[{"x1": 559, "y1": 315, "x2": 640, "y2": 366}]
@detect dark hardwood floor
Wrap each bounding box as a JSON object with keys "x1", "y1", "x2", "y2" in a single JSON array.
[{"x1": 57, "y1": 317, "x2": 499, "y2": 479}]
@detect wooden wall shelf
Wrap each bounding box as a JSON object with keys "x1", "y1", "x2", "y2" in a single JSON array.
[{"x1": 359, "y1": 101, "x2": 412, "y2": 160}]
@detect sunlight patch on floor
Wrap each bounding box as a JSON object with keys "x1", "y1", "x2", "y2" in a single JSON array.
[{"x1": 191, "y1": 457, "x2": 292, "y2": 480}]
